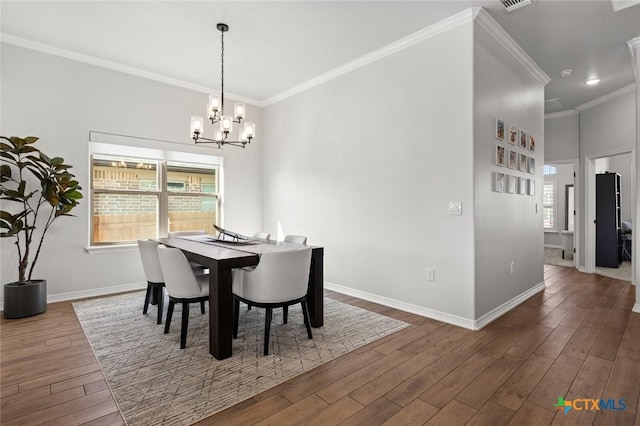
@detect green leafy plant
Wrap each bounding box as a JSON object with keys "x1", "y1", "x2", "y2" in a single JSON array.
[{"x1": 0, "y1": 136, "x2": 83, "y2": 284}]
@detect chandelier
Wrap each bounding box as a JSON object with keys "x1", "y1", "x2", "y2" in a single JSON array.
[{"x1": 190, "y1": 23, "x2": 255, "y2": 148}]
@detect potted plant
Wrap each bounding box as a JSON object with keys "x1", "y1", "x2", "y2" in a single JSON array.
[{"x1": 1, "y1": 136, "x2": 83, "y2": 319}]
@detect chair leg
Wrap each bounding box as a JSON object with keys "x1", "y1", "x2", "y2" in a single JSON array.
[
  {"x1": 180, "y1": 302, "x2": 189, "y2": 349},
  {"x1": 283, "y1": 305, "x2": 288, "y2": 324},
  {"x1": 200, "y1": 300, "x2": 205, "y2": 314},
  {"x1": 156, "y1": 287, "x2": 163, "y2": 325},
  {"x1": 164, "y1": 300, "x2": 175, "y2": 334},
  {"x1": 264, "y1": 307, "x2": 273, "y2": 356},
  {"x1": 143, "y1": 284, "x2": 152, "y2": 314},
  {"x1": 233, "y1": 297, "x2": 240, "y2": 339},
  {"x1": 301, "y1": 301, "x2": 313, "y2": 339}
]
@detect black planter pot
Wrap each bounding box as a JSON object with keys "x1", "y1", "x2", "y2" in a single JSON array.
[{"x1": 3, "y1": 280, "x2": 47, "y2": 319}]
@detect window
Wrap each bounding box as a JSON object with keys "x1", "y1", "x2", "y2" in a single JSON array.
[
  {"x1": 543, "y1": 164, "x2": 557, "y2": 176},
  {"x1": 91, "y1": 154, "x2": 220, "y2": 245},
  {"x1": 543, "y1": 164, "x2": 557, "y2": 231}
]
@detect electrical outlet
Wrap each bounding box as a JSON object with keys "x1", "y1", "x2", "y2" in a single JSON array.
[
  {"x1": 426, "y1": 268, "x2": 435, "y2": 282},
  {"x1": 510, "y1": 262, "x2": 515, "y2": 274}
]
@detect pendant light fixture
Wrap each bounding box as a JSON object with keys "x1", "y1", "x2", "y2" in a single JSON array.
[{"x1": 190, "y1": 23, "x2": 255, "y2": 148}]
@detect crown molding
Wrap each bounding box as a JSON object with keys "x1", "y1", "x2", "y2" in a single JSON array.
[
  {"x1": 611, "y1": 0, "x2": 640, "y2": 11},
  {"x1": 262, "y1": 8, "x2": 478, "y2": 106},
  {"x1": 473, "y1": 8, "x2": 550, "y2": 85},
  {"x1": 0, "y1": 33, "x2": 262, "y2": 107},
  {"x1": 544, "y1": 110, "x2": 578, "y2": 120},
  {"x1": 628, "y1": 37, "x2": 640, "y2": 80},
  {"x1": 574, "y1": 83, "x2": 637, "y2": 112}
]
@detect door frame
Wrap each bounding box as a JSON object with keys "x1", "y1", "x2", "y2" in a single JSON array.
[
  {"x1": 547, "y1": 159, "x2": 579, "y2": 268},
  {"x1": 584, "y1": 148, "x2": 635, "y2": 284}
]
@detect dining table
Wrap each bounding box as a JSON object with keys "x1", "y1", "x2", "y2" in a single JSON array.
[{"x1": 156, "y1": 236, "x2": 324, "y2": 360}]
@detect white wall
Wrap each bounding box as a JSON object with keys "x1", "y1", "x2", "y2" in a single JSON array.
[
  {"x1": 472, "y1": 24, "x2": 545, "y2": 319},
  {"x1": 595, "y1": 157, "x2": 611, "y2": 174},
  {"x1": 262, "y1": 11, "x2": 546, "y2": 325},
  {"x1": 0, "y1": 43, "x2": 263, "y2": 301},
  {"x1": 262, "y1": 21, "x2": 477, "y2": 322},
  {"x1": 545, "y1": 113, "x2": 579, "y2": 162},
  {"x1": 577, "y1": 90, "x2": 636, "y2": 268}
]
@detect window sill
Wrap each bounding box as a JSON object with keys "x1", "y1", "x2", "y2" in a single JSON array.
[
  {"x1": 544, "y1": 229, "x2": 558, "y2": 234},
  {"x1": 85, "y1": 244, "x2": 138, "y2": 254}
]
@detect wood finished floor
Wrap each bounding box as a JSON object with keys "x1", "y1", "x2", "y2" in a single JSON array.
[{"x1": 1, "y1": 265, "x2": 639, "y2": 425}]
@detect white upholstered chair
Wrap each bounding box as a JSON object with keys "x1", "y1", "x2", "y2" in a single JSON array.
[
  {"x1": 168, "y1": 230, "x2": 208, "y2": 270},
  {"x1": 252, "y1": 232, "x2": 271, "y2": 241},
  {"x1": 284, "y1": 234, "x2": 307, "y2": 245},
  {"x1": 157, "y1": 246, "x2": 210, "y2": 349},
  {"x1": 168, "y1": 230, "x2": 207, "y2": 238},
  {"x1": 232, "y1": 247, "x2": 313, "y2": 355},
  {"x1": 137, "y1": 240, "x2": 166, "y2": 324}
]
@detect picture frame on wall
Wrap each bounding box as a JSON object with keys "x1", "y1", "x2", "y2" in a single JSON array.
[
  {"x1": 529, "y1": 134, "x2": 536, "y2": 152},
  {"x1": 528, "y1": 157, "x2": 535, "y2": 174},
  {"x1": 508, "y1": 150, "x2": 517, "y2": 169},
  {"x1": 495, "y1": 172, "x2": 505, "y2": 192},
  {"x1": 519, "y1": 153, "x2": 527, "y2": 171},
  {"x1": 509, "y1": 125, "x2": 519, "y2": 146},
  {"x1": 528, "y1": 179, "x2": 535, "y2": 195},
  {"x1": 520, "y1": 131, "x2": 528, "y2": 149},
  {"x1": 519, "y1": 177, "x2": 527, "y2": 194},
  {"x1": 507, "y1": 175, "x2": 517, "y2": 193},
  {"x1": 496, "y1": 145, "x2": 505, "y2": 167},
  {"x1": 495, "y1": 119, "x2": 505, "y2": 142}
]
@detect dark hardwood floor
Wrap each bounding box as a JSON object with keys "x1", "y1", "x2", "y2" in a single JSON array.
[{"x1": 1, "y1": 265, "x2": 639, "y2": 425}]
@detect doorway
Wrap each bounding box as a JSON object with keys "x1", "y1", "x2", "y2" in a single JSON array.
[
  {"x1": 585, "y1": 151, "x2": 634, "y2": 282},
  {"x1": 544, "y1": 162, "x2": 577, "y2": 268}
]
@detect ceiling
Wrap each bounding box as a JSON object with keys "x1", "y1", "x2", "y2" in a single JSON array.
[{"x1": 1, "y1": 1, "x2": 639, "y2": 113}]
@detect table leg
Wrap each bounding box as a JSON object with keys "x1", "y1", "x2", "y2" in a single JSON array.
[
  {"x1": 307, "y1": 249, "x2": 324, "y2": 328},
  {"x1": 209, "y1": 267, "x2": 233, "y2": 360}
]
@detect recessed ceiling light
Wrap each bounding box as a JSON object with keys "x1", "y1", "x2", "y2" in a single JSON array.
[
  {"x1": 560, "y1": 69, "x2": 572, "y2": 77},
  {"x1": 586, "y1": 78, "x2": 601, "y2": 86}
]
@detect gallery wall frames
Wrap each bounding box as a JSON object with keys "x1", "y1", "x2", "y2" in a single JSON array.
[
  {"x1": 496, "y1": 145, "x2": 505, "y2": 167},
  {"x1": 493, "y1": 118, "x2": 536, "y2": 196}
]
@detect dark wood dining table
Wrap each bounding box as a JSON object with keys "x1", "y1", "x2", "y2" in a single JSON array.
[{"x1": 156, "y1": 237, "x2": 324, "y2": 360}]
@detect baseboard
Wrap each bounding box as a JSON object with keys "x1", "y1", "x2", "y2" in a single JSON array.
[
  {"x1": 326, "y1": 281, "x2": 546, "y2": 331},
  {"x1": 474, "y1": 282, "x2": 546, "y2": 330},
  {"x1": 0, "y1": 282, "x2": 146, "y2": 311},
  {"x1": 633, "y1": 303, "x2": 640, "y2": 314},
  {"x1": 325, "y1": 281, "x2": 476, "y2": 330}
]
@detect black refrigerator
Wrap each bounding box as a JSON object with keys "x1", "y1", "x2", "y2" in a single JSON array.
[{"x1": 596, "y1": 172, "x2": 622, "y2": 268}]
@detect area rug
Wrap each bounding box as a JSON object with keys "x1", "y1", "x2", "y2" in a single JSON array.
[{"x1": 73, "y1": 292, "x2": 410, "y2": 426}]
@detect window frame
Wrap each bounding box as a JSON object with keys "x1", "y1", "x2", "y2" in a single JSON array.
[
  {"x1": 89, "y1": 147, "x2": 221, "y2": 247},
  {"x1": 543, "y1": 164, "x2": 558, "y2": 232}
]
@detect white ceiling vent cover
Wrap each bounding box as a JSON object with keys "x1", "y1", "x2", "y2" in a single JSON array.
[{"x1": 500, "y1": 0, "x2": 535, "y2": 13}]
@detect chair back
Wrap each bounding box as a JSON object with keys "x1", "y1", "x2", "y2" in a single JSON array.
[
  {"x1": 168, "y1": 230, "x2": 207, "y2": 238},
  {"x1": 157, "y1": 246, "x2": 206, "y2": 298},
  {"x1": 237, "y1": 247, "x2": 312, "y2": 303},
  {"x1": 253, "y1": 232, "x2": 271, "y2": 241},
  {"x1": 284, "y1": 234, "x2": 307, "y2": 245},
  {"x1": 138, "y1": 240, "x2": 164, "y2": 283}
]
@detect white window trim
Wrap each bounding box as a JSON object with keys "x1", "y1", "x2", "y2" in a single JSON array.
[
  {"x1": 543, "y1": 178, "x2": 557, "y2": 233},
  {"x1": 88, "y1": 141, "x2": 223, "y2": 251}
]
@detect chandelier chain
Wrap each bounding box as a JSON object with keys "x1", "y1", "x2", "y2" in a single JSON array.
[{"x1": 221, "y1": 29, "x2": 225, "y2": 115}]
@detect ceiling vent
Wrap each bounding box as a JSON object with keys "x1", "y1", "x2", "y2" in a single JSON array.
[{"x1": 500, "y1": 0, "x2": 535, "y2": 13}]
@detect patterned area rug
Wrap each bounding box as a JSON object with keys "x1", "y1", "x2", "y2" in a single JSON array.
[{"x1": 73, "y1": 292, "x2": 410, "y2": 426}]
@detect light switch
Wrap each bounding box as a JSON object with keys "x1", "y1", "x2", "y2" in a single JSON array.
[{"x1": 448, "y1": 202, "x2": 462, "y2": 215}]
